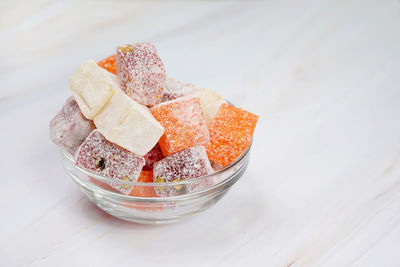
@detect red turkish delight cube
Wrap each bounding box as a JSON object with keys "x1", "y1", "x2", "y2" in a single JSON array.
[{"x1": 143, "y1": 143, "x2": 164, "y2": 170}]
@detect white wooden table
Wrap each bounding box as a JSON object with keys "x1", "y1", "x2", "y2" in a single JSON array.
[{"x1": 1, "y1": 1, "x2": 400, "y2": 266}]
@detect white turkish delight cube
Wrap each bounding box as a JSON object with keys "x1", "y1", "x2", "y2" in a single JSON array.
[
  {"x1": 193, "y1": 88, "x2": 226, "y2": 125},
  {"x1": 94, "y1": 88, "x2": 164, "y2": 156},
  {"x1": 69, "y1": 59, "x2": 118, "y2": 119}
]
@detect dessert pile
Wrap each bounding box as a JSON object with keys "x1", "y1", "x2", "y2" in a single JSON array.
[{"x1": 50, "y1": 43, "x2": 258, "y2": 197}]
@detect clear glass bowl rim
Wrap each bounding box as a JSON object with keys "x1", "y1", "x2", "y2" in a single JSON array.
[{"x1": 61, "y1": 141, "x2": 252, "y2": 202}]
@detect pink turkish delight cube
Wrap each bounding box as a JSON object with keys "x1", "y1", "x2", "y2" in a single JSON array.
[
  {"x1": 153, "y1": 145, "x2": 213, "y2": 197},
  {"x1": 162, "y1": 77, "x2": 195, "y2": 102},
  {"x1": 76, "y1": 130, "x2": 145, "y2": 195},
  {"x1": 49, "y1": 96, "x2": 94, "y2": 155},
  {"x1": 116, "y1": 43, "x2": 166, "y2": 106}
]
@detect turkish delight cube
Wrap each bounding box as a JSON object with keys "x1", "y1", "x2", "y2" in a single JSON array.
[
  {"x1": 94, "y1": 88, "x2": 164, "y2": 156},
  {"x1": 129, "y1": 170, "x2": 159, "y2": 198},
  {"x1": 116, "y1": 43, "x2": 166, "y2": 106},
  {"x1": 153, "y1": 146, "x2": 213, "y2": 197},
  {"x1": 137, "y1": 170, "x2": 154, "y2": 183},
  {"x1": 193, "y1": 88, "x2": 226, "y2": 125},
  {"x1": 143, "y1": 144, "x2": 164, "y2": 170},
  {"x1": 69, "y1": 59, "x2": 118, "y2": 119},
  {"x1": 151, "y1": 95, "x2": 209, "y2": 156},
  {"x1": 162, "y1": 77, "x2": 195, "y2": 102},
  {"x1": 97, "y1": 54, "x2": 116, "y2": 74},
  {"x1": 89, "y1": 177, "x2": 118, "y2": 192},
  {"x1": 49, "y1": 96, "x2": 94, "y2": 155},
  {"x1": 206, "y1": 103, "x2": 258, "y2": 168},
  {"x1": 76, "y1": 130, "x2": 145, "y2": 195}
]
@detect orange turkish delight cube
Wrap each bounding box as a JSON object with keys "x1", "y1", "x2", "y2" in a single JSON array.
[
  {"x1": 206, "y1": 103, "x2": 258, "y2": 168},
  {"x1": 137, "y1": 170, "x2": 154, "y2": 183},
  {"x1": 128, "y1": 170, "x2": 162, "y2": 212},
  {"x1": 97, "y1": 54, "x2": 116, "y2": 74},
  {"x1": 150, "y1": 95, "x2": 209, "y2": 156},
  {"x1": 129, "y1": 170, "x2": 158, "y2": 197}
]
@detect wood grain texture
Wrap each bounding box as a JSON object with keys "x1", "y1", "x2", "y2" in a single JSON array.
[{"x1": 1, "y1": 0, "x2": 400, "y2": 266}]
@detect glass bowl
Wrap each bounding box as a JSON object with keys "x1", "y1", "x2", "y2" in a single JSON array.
[{"x1": 60, "y1": 143, "x2": 251, "y2": 224}]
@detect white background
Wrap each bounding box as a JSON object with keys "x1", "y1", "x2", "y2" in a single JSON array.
[{"x1": 1, "y1": 0, "x2": 400, "y2": 266}]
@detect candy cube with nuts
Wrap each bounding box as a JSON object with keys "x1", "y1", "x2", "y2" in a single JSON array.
[
  {"x1": 75, "y1": 130, "x2": 145, "y2": 195},
  {"x1": 153, "y1": 145, "x2": 213, "y2": 197},
  {"x1": 116, "y1": 43, "x2": 166, "y2": 106}
]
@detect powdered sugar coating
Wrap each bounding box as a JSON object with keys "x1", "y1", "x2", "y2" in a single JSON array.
[
  {"x1": 153, "y1": 145, "x2": 213, "y2": 197},
  {"x1": 49, "y1": 96, "x2": 94, "y2": 155},
  {"x1": 143, "y1": 143, "x2": 164, "y2": 170},
  {"x1": 76, "y1": 130, "x2": 145, "y2": 195},
  {"x1": 116, "y1": 43, "x2": 166, "y2": 106},
  {"x1": 151, "y1": 95, "x2": 210, "y2": 156},
  {"x1": 206, "y1": 103, "x2": 258, "y2": 167},
  {"x1": 162, "y1": 77, "x2": 195, "y2": 102}
]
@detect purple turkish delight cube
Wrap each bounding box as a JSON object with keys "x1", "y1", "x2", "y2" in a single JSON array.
[
  {"x1": 116, "y1": 42, "x2": 166, "y2": 106},
  {"x1": 162, "y1": 77, "x2": 195, "y2": 102},
  {"x1": 49, "y1": 96, "x2": 94, "y2": 155},
  {"x1": 153, "y1": 145, "x2": 213, "y2": 197},
  {"x1": 76, "y1": 130, "x2": 145, "y2": 195}
]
